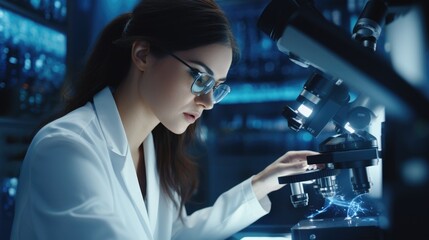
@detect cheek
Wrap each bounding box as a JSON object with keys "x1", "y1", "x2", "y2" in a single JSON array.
[{"x1": 140, "y1": 68, "x2": 190, "y2": 112}]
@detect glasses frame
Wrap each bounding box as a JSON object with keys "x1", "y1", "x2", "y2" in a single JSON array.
[
  {"x1": 167, "y1": 52, "x2": 230, "y2": 104},
  {"x1": 113, "y1": 36, "x2": 231, "y2": 103}
]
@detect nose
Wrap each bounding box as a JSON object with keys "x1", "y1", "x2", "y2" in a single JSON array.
[{"x1": 195, "y1": 91, "x2": 214, "y2": 110}]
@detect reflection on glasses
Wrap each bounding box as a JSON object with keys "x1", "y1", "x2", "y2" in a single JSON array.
[{"x1": 167, "y1": 52, "x2": 230, "y2": 104}]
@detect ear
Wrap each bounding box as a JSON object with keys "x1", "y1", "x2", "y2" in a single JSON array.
[{"x1": 131, "y1": 41, "x2": 151, "y2": 71}]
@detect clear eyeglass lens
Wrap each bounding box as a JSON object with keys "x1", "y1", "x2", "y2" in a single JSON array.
[
  {"x1": 192, "y1": 73, "x2": 215, "y2": 94},
  {"x1": 213, "y1": 84, "x2": 231, "y2": 103},
  {"x1": 190, "y1": 72, "x2": 230, "y2": 104}
]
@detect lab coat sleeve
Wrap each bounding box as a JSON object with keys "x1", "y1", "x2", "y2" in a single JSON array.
[
  {"x1": 172, "y1": 176, "x2": 272, "y2": 240},
  {"x1": 14, "y1": 132, "x2": 133, "y2": 240}
]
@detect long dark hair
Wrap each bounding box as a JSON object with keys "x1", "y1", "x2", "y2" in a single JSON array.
[{"x1": 61, "y1": 0, "x2": 239, "y2": 218}]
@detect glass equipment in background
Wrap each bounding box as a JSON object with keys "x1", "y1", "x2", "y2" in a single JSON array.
[
  {"x1": 0, "y1": 1, "x2": 67, "y2": 239},
  {"x1": 0, "y1": 3, "x2": 66, "y2": 118}
]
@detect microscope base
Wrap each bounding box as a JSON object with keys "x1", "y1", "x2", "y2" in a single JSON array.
[{"x1": 291, "y1": 217, "x2": 383, "y2": 240}]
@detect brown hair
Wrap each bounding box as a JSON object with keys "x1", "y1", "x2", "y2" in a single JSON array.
[{"x1": 61, "y1": 0, "x2": 239, "y2": 218}]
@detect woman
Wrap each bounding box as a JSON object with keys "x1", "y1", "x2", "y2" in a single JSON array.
[{"x1": 11, "y1": 0, "x2": 318, "y2": 239}]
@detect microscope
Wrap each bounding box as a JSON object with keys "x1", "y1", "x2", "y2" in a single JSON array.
[{"x1": 257, "y1": 0, "x2": 390, "y2": 239}]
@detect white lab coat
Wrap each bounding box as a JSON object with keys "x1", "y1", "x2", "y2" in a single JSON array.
[{"x1": 11, "y1": 87, "x2": 271, "y2": 240}]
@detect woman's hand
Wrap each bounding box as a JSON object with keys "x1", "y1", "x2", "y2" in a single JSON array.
[{"x1": 251, "y1": 150, "x2": 320, "y2": 200}]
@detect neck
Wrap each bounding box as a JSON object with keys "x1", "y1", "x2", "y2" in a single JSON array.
[{"x1": 113, "y1": 73, "x2": 159, "y2": 167}]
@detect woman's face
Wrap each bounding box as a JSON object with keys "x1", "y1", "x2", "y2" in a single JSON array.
[{"x1": 139, "y1": 43, "x2": 233, "y2": 134}]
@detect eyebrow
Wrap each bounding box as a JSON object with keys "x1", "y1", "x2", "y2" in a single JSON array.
[
  {"x1": 188, "y1": 59, "x2": 227, "y2": 82},
  {"x1": 188, "y1": 59, "x2": 214, "y2": 76}
]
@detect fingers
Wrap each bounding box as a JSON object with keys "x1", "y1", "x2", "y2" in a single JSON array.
[
  {"x1": 307, "y1": 164, "x2": 318, "y2": 170},
  {"x1": 288, "y1": 150, "x2": 319, "y2": 159},
  {"x1": 278, "y1": 150, "x2": 320, "y2": 164},
  {"x1": 279, "y1": 154, "x2": 323, "y2": 171},
  {"x1": 316, "y1": 163, "x2": 326, "y2": 169},
  {"x1": 277, "y1": 161, "x2": 309, "y2": 174},
  {"x1": 290, "y1": 151, "x2": 324, "y2": 170},
  {"x1": 271, "y1": 150, "x2": 323, "y2": 178}
]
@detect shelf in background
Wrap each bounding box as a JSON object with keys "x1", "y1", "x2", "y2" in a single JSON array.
[{"x1": 0, "y1": 0, "x2": 67, "y2": 33}]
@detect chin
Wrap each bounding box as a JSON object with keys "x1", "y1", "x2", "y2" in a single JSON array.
[{"x1": 166, "y1": 124, "x2": 189, "y2": 135}]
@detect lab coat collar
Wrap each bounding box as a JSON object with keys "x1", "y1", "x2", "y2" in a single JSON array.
[
  {"x1": 93, "y1": 87, "x2": 154, "y2": 239},
  {"x1": 93, "y1": 87, "x2": 128, "y2": 156}
]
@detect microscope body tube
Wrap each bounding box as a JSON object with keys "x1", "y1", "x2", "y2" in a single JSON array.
[{"x1": 352, "y1": 0, "x2": 388, "y2": 51}]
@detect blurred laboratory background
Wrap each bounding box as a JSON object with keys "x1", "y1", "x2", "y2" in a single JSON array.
[{"x1": 0, "y1": 0, "x2": 428, "y2": 239}]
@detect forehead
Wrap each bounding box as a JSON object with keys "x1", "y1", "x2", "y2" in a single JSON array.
[{"x1": 174, "y1": 44, "x2": 233, "y2": 79}]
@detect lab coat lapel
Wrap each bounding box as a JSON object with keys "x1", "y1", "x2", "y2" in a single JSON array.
[
  {"x1": 143, "y1": 133, "x2": 160, "y2": 234},
  {"x1": 93, "y1": 87, "x2": 153, "y2": 238},
  {"x1": 109, "y1": 150, "x2": 153, "y2": 238}
]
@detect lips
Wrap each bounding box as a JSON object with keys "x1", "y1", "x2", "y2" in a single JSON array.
[{"x1": 183, "y1": 112, "x2": 201, "y2": 123}]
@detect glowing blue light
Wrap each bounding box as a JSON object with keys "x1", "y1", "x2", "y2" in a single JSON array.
[
  {"x1": 220, "y1": 82, "x2": 303, "y2": 104},
  {"x1": 30, "y1": 0, "x2": 42, "y2": 9},
  {"x1": 307, "y1": 193, "x2": 378, "y2": 219},
  {"x1": 402, "y1": 158, "x2": 429, "y2": 185},
  {"x1": 9, "y1": 57, "x2": 17, "y2": 64},
  {"x1": 54, "y1": 0, "x2": 61, "y2": 9},
  {"x1": 307, "y1": 200, "x2": 333, "y2": 218},
  {"x1": 347, "y1": 195, "x2": 364, "y2": 218},
  {"x1": 299, "y1": 132, "x2": 313, "y2": 142},
  {"x1": 2, "y1": 178, "x2": 18, "y2": 194},
  {"x1": 8, "y1": 188, "x2": 16, "y2": 197},
  {"x1": 261, "y1": 37, "x2": 273, "y2": 50}
]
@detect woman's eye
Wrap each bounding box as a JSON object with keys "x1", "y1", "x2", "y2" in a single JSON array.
[{"x1": 200, "y1": 74, "x2": 212, "y2": 83}]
